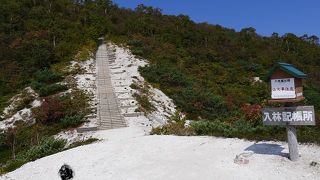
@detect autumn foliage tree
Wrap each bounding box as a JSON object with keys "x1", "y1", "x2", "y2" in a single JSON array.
[{"x1": 32, "y1": 98, "x2": 65, "y2": 124}]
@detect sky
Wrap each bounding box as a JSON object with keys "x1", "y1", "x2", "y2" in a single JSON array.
[{"x1": 112, "y1": 0, "x2": 320, "y2": 37}]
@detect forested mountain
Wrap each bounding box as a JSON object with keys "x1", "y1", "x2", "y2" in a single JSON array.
[
  {"x1": 1, "y1": 0, "x2": 319, "y2": 140},
  {"x1": 0, "y1": 0, "x2": 113, "y2": 109}
]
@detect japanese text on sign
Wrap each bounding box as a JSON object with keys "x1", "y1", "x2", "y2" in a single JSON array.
[
  {"x1": 262, "y1": 106, "x2": 315, "y2": 126},
  {"x1": 271, "y1": 78, "x2": 296, "y2": 99}
]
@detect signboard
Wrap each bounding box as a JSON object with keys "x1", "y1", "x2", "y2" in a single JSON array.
[
  {"x1": 262, "y1": 106, "x2": 315, "y2": 126},
  {"x1": 271, "y1": 78, "x2": 296, "y2": 99}
]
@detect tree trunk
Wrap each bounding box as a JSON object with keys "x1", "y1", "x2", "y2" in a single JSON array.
[
  {"x1": 53, "y1": 35, "x2": 56, "y2": 47},
  {"x1": 48, "y1": 2, "x2": 52, "y2": 13},
  {"x1": 286, "y1": 40, "x2": 290, "y2": 53},
  {"x1": 12, "y1": 137, "x2": 16, "y2": 160},
  {"x1": 36, "y1": 132, "x2": 39, "y2": 145},
  {"x1": 205, "y1": 37, "x2": 208, "y2": 48}
]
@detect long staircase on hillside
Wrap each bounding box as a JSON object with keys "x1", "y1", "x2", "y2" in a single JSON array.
[{"x1": 96, "y1": 44, "x2": 126, "y2": 130}]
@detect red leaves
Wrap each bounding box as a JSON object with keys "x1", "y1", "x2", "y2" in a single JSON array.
[
  {"x1": 226, "y1": 95, "x2": 234, "y2": 110},
  {"x1": 32, "y1": 98, "x2": 65, "y2": 124},
  {"x1": 241, "y1": 104, "x2": 261, "y2": 122},
  {"x1": 193, "y1": 101, "x2": 204, "y2": 110}
]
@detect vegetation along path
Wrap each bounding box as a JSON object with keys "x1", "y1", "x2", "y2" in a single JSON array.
[{"x1": 96, "y1": 44, "x2": 126, "y2": 130}]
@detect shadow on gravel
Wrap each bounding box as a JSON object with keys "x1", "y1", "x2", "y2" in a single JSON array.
[{"x1": 245, "y1": 143, "x2": 288, "y2": 158}]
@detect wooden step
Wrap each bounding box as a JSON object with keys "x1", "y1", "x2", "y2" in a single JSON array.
[{"x1": 123, "y1": 112, "x2": 145, "y2": 117}]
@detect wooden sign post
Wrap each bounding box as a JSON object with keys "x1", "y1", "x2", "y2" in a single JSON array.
[{"x1": 263, "y1": 62, "x2": 315, "y2": 161}]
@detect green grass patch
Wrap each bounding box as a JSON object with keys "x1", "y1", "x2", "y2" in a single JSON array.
[
  {"x1": 151, "y1": 111, "x2": 195, "y2": 136},
  {"x1": 191, "y1": 120, "x2": 286, "y2": 141},
  {"x1": 19, "y1": 137, "x2": 66, "y2": 161},
  {"x1": 0, "y1": 94, "x2": 13, "y2": 119},
  {"x1": 67, "y1": 138, "x2": 99, "y2": 150},
  {"x1": 13, "y1": 91, "x2": 34, "y2": 112},
  {"x1": 133, "y1": 93, "x2": 155, "y2": 113},
  {"x1": 74, "y1": 40, "x2": 97, "y2": 61},
  {"x1": 60, "y1": 115, "x2": 85, "y2": 128},
  {"x1": 30, "y1": 69, "x2": 67, "y2": 97},
  {"x1": 129, "y1": 83, "x2": 140, "y2": 90},
  {"x1": 37, "y1": 83, "x2": 68, "y2": 97},
  {"x1": 34, "y1": 69, "x2": 64, "y2": 84},
  {"x1": 50, "y1": 61, "x2": 70, "y2": 75},
  {"x1": 0, "y1": 147, "x2": 11, "y2": 166},
  {"x1": 0, "y1": 136, "x2": 66, "y2": 173},
  {"x1": 190, "y1": 120, "x2": 320, "y2": 144}
]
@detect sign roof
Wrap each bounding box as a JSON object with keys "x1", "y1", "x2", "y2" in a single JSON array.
[{"x1": 267, "y1": 62, "x2": 307, "y2": 79}]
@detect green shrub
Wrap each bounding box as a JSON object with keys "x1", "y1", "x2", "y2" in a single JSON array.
[
  {"x1": 130, "y1": 83, "x2": 140, "y2": 90},
  {"x1": 151, "y1": 111, "x2": 195, "y2": 136},
  {"x1": 133, "y1": 93, "x2": 155, "y2": 113},
  {"x1": 32, "y1": 89, "x2": 90, "y2": 126},
  {"x1": 173, "y1": 88, "x2": 227, "y2": 120},
  {"x1": 1, "y1": 137, "x2": 66, "y2": 173},
  {"x1": 38, "y1": 84, "x2": 68, "y2": 97},
  {"x1": 60, "y1": 115, "x2": 84, "y2": 128},
  {"x1": 0, "y1": 132, "x2": 5, "y2": 147},
  {"x1": 13, "y1": 90, "x2": 35, "y2": 112},
  {"x1": 69, "y1": 64, "x2": 86, "y2": 75},
  {"x1": 127, "y1": 39, "x2": 143, "y2": 47},
  {"x1": 59, "y1": 90, "x2": 91, "y2": 116},
  {"x1": 297, "y1": 126, "x2": 320, "y2": 144},
  {"x1": 30, "y1": 81, "x2": 42, "y2": 91},
  {"x1": 30, "y1": 69, "x2": 67, "y2": 97},
  {"x1": 305, "y1": 88, "x2": 320, "y2": 109},
  {"x1": 0, "y1": 133, "x2": 11, "y2": 165},
  {"x1": 0, "y1": 95, "x2": 12, "y2": 119},
  {"x1": 140, "y1": 65, "x2": 191, "y2": 88},
  {"x1": 35, "y1": 69, "x2": 63, "y2": 84},
  {"x1": 19, "y1": 137, "x2": 66, "y2": 161},
  {"x1": 191, "y1": 120, "x2": 320, "y2": 144},
  {"x1": 169, "y1": 111, "x2": 186, "y2": 124},
  {"x1": 151, "y1": 123, "x2": 195, "y2": 136},
  {"x1": 67, "y1": 138, "x2": 99, "y2": 149},
  {"x1": 132, "y1": 48, "x2": 144, "y2": 56},
  {"x1": 191, "y1": 120, "x2": 286, "y2": 141},
  {"x1": 1, "y1": 158, "x2": 27, "y2": 173},
  {"x1": 33, "y1": 90, "x2": 90, "y2": 125},
  {"x1": 31, "y1": 81, "x2": 67, "y2": 97}
]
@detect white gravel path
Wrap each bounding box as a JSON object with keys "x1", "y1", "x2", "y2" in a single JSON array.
[{"x1": 1, "y1": 124, "x2": 319, "y2": 180}]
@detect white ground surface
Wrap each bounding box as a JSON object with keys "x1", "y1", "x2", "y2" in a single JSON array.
[{"x1": 1, "y1": 126, "x2": 320, "y2": 180}]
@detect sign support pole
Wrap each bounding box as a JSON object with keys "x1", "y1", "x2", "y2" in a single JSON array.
[
  {"x1": 285, "y1": 102, "x2": 299, "y2": 161},
  {"x1": 286, "y1": 125, "x2": 299, "y2": 161}
]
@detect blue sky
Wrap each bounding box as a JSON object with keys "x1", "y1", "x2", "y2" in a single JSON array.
[{"x1": 112, "y1": 0, "x2": 320, "y2": 37}]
